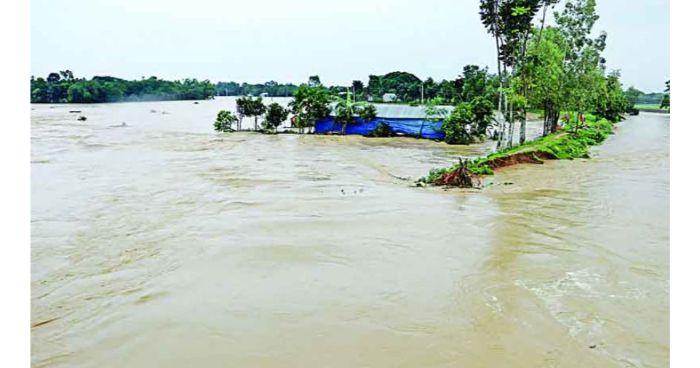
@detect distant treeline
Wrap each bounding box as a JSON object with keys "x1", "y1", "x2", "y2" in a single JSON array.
[
  {"x1": 624, "y1": 88, "x2": 666, "y2": 105},
  {"x1": 32, "y1": 69, "x2": 665, "y2": 110},
  {"x1": 30, "y1": 68, "x2": 501, "y2": 107},
  {"x1": 215, "y1": 81, "x2": 298, "y2": 97},
  {"x1": 364, "y1": 68, "x2": 498, "y2": 105},
  {"x1": 31, "y1": 70, "x2": 216, "y2": 103},
  {"x1": 214, "y1": 68, "x2": 499, "y2": 106}
]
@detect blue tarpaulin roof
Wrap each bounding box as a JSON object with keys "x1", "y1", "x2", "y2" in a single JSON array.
[
  {"x1": 314, "y1": 116, "x2": 446, "y2": 140},
  {"x1": 315, "y1": 103, "x2": 452, "y2": 140}
]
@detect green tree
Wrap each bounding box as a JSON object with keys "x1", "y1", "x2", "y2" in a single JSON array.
[
  {"x1": 594, "y1": 70, "x2": 629, "y2": 123},
  {"x1": 468, "y1": 96, "x2": 496, "y2": 136},
  {"x1": 366, "y1": 71, "x2": 422, "y2": 102},
  {"x1": 480, "y1": 0, "x2": 544, "y2": 147},
  {"x1": 352, "y1": 80, "x2": 365, "y2": 101},
  {"x1": 236, "y1": 96, "x2": 252, "y2": 130},
  {"x1": 214, "y1": 110, "x2": 237, "y2": 132},
  {"x1": 262, "y1": 102, "x2": 289, "y2": 133},
  {"x1": 555, "y1": 0, "x2": 608, "y2": 132},
  {"x1": 462, "y1": 65, "x2": 496, "y2": 103},
  {"x1": 442, "y1": 97, "x2": 495, "y2": 145},
  {"x1": 526, "y1": 26, "x2": 567, "y2": 135},
  {"x1": 288, "y1": 84, "x2": 331, "y2": 134},
  {"x1": 249, "y1": 97, "x2": 267, "y2": 131},
  {"x1": 442, "y1": 104, "x2": 472, "y2": 144},
  {"x1": 236, "y1": 96, "x2": 267, "y2": 130},
  {"x1": 624, "y1": 86, "x2": 643, "y2": 107}
]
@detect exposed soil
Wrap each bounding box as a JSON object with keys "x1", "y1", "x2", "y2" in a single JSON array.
[
  {"x1": 433, "y1": 159, "x2": 474, "y2": 187},
  {"x1": 433, "y1": 151, "x2": 558, "y2": 188},
  {"x1": 485, "y1": 150, "x2": 557, "y2": 170}
]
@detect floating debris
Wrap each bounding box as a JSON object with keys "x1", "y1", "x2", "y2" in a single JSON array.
[
  {"x1": 77, "y1": 116, "x2": 87, "y2": 121},
  {"x1": 31, "y1": 317, "x2": 60, "y2": 328}
]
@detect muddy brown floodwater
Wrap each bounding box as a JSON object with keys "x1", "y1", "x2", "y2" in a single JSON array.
[{"x1": 31, "y1": 97, "x2": 669, "y2": 368}]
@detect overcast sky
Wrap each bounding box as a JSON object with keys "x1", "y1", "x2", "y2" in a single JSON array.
[{"x1": 31, "y1": 0, "x2": 669, "y2": 92}]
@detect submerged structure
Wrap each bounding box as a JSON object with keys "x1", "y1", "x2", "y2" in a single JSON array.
[{"x1": 314, "y1": 104, "x2": 453, "y2": 140}]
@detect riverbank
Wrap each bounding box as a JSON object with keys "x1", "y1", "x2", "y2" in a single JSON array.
[{"x1": 419, "y1": 114, "x2": 614, "y2": 187}]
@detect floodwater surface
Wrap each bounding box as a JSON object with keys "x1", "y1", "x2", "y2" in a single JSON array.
[{"x1": 31, "y1": 98, "x2": 669, "y2": 367}]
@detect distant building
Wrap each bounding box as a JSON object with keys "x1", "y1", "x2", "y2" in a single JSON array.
[
  {"x1": 314, "y1": 103, "x2": 453, "y2": 140},
  {"x1": 382, "y1": 93, "x2": 398, "y2": 103},
  {"x1": 259, "y1": 92, "x2": 269, "y2": 97}
]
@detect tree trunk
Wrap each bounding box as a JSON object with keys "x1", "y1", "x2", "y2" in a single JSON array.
[
  {"x1": 499, "y1": 93, "x2": 509, "y2": 149},
  {"x1": 494, "y1": 13, "x2": 505, "y2": 149},
  {"x1": 519, "y1": 109, "x2": 527, "y2": 145},
  {"x1": 538, "y1": 5, "x2": 548, "y2": 43},
  {"x1": 508, "y1": 103, "x2": 515, "y2": 148},
  {"x1": 551, "y1": 110, "x2": 560, "y2": 134},
  {"x1": 542, "y1": 104, "x2": 550, "y2": 136}
]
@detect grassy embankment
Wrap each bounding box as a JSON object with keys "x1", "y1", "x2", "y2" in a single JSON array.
[{"x1": 418, "y1": 113, "x2": 614, "y2": 187}]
